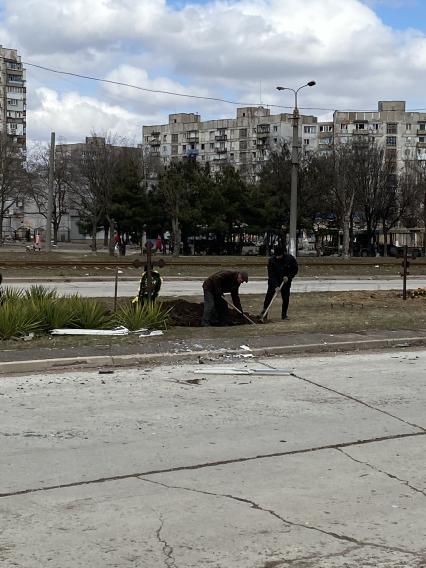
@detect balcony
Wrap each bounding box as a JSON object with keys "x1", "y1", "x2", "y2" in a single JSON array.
[
  {"x1": 186, "y1": 137, "x2": 199, "y2": 144},
  {"x1": 150, "y1": 139, "x2": 161, "y2": 146},
  {"x1": 216, "y1": 147, "x2": 227, "y2": 154},
  {"x1": 150, "y1": 151, "x2": 160, "y2": 158},
  {"x1": 215, "y1": 134, "x2": 227, "y2": 141},
  {"x1": 416, "y1": 141, "x2": 426, "y2": 148},
  {"x1": 417, "y1": 129, "x2": 426, "y2": 136},
  {"x1": 257, "y1": 125, "x2": 270, "y2": 135},
  {"x1": 186, "y1": 149, "x2": 199, "y2": 157}
]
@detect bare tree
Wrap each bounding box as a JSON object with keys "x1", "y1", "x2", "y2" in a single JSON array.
[
  {"x1": 0, "y1": 133, "x2": 26, "y2": 242},
  {"x1": 26, "y1": 143, "x2": 74, "y2": 243},
  {"x1": 72, "y1": 134, "x2": 124, "y2": 254}
]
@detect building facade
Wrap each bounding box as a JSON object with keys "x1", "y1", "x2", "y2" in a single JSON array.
[
  {"x1": 0, "y1": 46, "x2": 26, "y2": 146},
  {"x1": 334, "y1": 101, "x2": 426, "y2": 172},
  {"x1": 142, "y1": 106, "x2": 318, "y2": 181}
]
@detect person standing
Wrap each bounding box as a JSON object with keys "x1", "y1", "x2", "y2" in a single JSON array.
[
  {"x1": 202, "y1": 270, "x2": 248, "y2": 326},
  {"x1": 261, "y1": 246, "x2": 298, "y2": 320}
]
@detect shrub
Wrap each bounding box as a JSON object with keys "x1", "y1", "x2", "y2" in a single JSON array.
[
  {"x1": 68, "y1": 297, "x2": 114, "y2": 329},
  {"x1": 29, "y1": 297, "x2": 77, "y2": 332},
  {"x1": 25, "y1": 285, "x2": 58, "y2": 302},
  {"x1": 115, "y1": 301, "x2": 172, "y2": 331},
  {"x1": 0, "y1": 301, "x2": 42, "y2": 340}
]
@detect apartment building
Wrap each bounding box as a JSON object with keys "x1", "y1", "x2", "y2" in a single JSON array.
[
  {"x1": 142, "y1": 106, "x2": 318, "y2": 180},
  {"x1": 0, "y1": 46, "x2": 26, "y2": 146},
  {"x1": 334, "y1": 101, "x2": 426, "y2": 172}
]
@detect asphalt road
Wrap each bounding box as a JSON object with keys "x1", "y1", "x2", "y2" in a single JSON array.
[
  {"x1": 1, "y1": 350, "x2": 425, "y2": 567},
  {"x1": 5, "y1": 276, "x2": 426, "y2": 297}
]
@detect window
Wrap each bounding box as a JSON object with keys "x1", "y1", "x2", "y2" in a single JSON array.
[
  {"x1": 171, "y1": 145, "x2": 178, "y2": 155},
  {"x1": 340, "y1": 124, "x2": 347, "y2": 130},
  {"x1": 171, "y1": 134, "x2": 178, "y2": 143},
  {"x1": 372, "y1": 123, "x2": 380, "y2": 130},
  {"x1": 201, "y1": 144, "x2": 205, "y2": 150},
  {"x1": 145, "y1": 136, "x2": 149, "y2": 142},
  {"x1": 303, "y1": 139, "x2": 310, "y2": 145},
  {"x1": 209, "y1": 143, "x2": 214, "y2": 149},
  {"x1": 386, "y1": 123, "x2": 397, "y2": 134},
  {"x1": 320, "y1": 125, "x2": 332, "y2": 132},
  {"x1": 182, "y1": 144, "x2": 186, "y2": 151},
  {"x1": 406, "y1": 123, "x2": 411, "y2": 131},
  {"x1": 386, "y1": 136, "x2": 397, "y2": 146},
  {"x1": 420, "y1": 136, "x2": 426, "y2": 143},
  {"x1": 162, "y1": 146, "x2": 167, "y2": 152},
  {"x1": 239, "y1": 140, "x2": 247, "y2": 150},
  {"x1": 239, "y1": 129, "x2": 247, "y2": 138},
  {"x1": 273, "y1": 138, "x2": 277, "y2": 143},
  {"x1": 419, "y1": 123, "x2": 426, "y2": 131},
  {"x1": 7, "y1": 99, "x2": 18, "y2": 105},
  {"x1": 355, "y1": 123, "x2": 365, "y2": 130},
  {"x1": 273, "y1": 125, "x2": 278, "y2": 132},
  {"x1": 163, "y1": 135, "x2": 167, "y2": 141},
  {"x1": 242, "y1": 112, "x2": 246, "y2": 117},
  {"x1": 304, "y1": 125, "x2": 316, "y2": 133}
]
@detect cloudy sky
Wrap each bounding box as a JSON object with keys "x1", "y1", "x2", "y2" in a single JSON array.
[{"x1": 1, "y1": 0, "x2": 426, "y2": 143}]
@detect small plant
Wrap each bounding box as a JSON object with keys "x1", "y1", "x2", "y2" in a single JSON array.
[
  {"x1": 29, "y1": 297, "x2": 77, "y2": 332},
  {"x1": 69, "y1": 297, "x2": 114, "y2": 329},
  {"x1": 25, "y1": 285, "x2": 58, "y2": 302},
  {"x1": 0, "y1": 301, "x2": 42, "y2": 340},
  {"x1": 2, "y1": 286, "x2": 25, "y2": 303},
  {"x1": 115, "y1": 302, "x2": 172, "y2": 331}
]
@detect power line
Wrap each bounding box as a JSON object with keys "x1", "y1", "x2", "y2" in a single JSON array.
[
  {"x1": 23, "y1": 61, "x2": 331, "y2": 112},
  {"x1": 23, "y1": 61, "x2": 426, "y2": 113}
]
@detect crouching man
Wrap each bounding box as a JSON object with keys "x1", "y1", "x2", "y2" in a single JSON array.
[{"x1": 202, "y1": 270, "x2": 248, "y2": 326}]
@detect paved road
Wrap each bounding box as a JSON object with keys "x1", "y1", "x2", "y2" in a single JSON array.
[
  {"x1": 5, "y1": 276, "x2": 426, "y2": 297},
  {"x1": 1, "y1": 350, "x2": 425, "y2": 567}
]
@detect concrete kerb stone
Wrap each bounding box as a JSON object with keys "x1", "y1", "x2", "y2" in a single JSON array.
[{"x1": 1, "y1": 334, "x2": 426, "y2": 376}]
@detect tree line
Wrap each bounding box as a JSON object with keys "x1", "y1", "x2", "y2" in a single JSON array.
[{"x1": 1, "y1": 131, "x2": 425, "y2": 256}]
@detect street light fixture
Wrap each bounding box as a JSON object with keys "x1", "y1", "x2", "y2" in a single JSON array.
[{"x1": 276, "y1": 81, "x2": 316, "y2": 257}]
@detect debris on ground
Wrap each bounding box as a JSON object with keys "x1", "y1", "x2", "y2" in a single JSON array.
[
  {"x1": 193, "y1": 367, "x2": 290, "y2": 376},
  {"x1": 51, "y1": 326, "x2": 130, "y2": 336}
]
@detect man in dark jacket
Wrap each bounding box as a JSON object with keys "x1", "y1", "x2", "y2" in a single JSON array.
[
  {"x1": 202, "y1": 270, "x2": 248, "y2": 326},
  {"x1": 261, "y1": 246, "x2": 298, "y2": 320}
]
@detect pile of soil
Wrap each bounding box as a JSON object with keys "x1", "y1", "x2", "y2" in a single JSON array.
[{"x1": 164, "y1": 299, "x2": 261, "y2": 327}]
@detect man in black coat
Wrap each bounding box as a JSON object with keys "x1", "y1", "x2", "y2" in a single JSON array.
[
  {"x1": 261, "y1": 246, "x2": 298, "y2": 320},
  {"x1": 202, "y1": 270, "x2": 248, "y2": 326}
]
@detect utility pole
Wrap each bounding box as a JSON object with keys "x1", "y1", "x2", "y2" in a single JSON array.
[
  {"x1": 276, "y1": 82, "x2": 316, "y2": 257},
  {"x1": 45, "y1": 131, "x2": 55, "y2": 252}
]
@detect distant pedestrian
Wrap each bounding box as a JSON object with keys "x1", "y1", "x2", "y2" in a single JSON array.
[
  {"x1": 34, "y1": 233, "x2": 41, "y2": 252},
  {"x1": 261, "y1": 246, "x2": 298, "y2": 320},
  {"x1": 202, "y1": 270, "x2": 248, "y2": 326}
]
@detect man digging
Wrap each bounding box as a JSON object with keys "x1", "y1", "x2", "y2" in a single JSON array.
[
  {"x1": 261, "y1": 246, "x2": 298, "y2": 321},
  {"x1": 202, "y1": 270, "x2": 248, "y2": 326}
]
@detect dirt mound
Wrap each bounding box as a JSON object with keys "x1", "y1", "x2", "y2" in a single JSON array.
[{"x1": 164, "y1": 299, "x2": 260, "y2": 327}]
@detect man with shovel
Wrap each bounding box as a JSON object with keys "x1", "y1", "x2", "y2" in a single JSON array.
[
  {"x1": 202, "y1": 270, "x2": 248, "y2": 326},
  {"x1": 261, "y1": 246, "x2": 298, "y2": 321}
]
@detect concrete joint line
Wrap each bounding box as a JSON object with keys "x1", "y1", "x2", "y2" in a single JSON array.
[
  {"x1": 336, "y1": 448, "x2": 426, "y2": 498},
  {"x1": 290, "y1": 372, "x2": 426, "y2": 433},
  {"x1": 1, "y1": 431, "x2": 424, "y2": 500},
  {"x1": 139, "y1": 478, "x2": 418, "y2": 557}
]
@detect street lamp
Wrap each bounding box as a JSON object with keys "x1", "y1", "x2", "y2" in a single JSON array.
[{"x1": 276, "y1": 81, "x2": 316, "y2": 257}]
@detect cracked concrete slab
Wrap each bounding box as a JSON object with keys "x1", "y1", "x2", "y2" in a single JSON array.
[{"x1": 1, "y1": 350, "x2": 425, "y2": 567}]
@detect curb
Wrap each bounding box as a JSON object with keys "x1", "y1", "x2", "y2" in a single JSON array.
[{"x1": 1, "y1": 335, "x2": 425, "y2": 376}]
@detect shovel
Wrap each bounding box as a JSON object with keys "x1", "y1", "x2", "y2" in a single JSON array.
[
  {"x1": 260, "y1": 277, "x2": 287, "y2": 321},
  {"x1": 222, "y1": 296, "x2": 257, "y2": 325}
]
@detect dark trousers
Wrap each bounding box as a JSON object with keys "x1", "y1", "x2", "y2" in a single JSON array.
[
  {"x1": 202, "y1": 290, "x2": 229, "y2": 325},
  {"x1": 263, "y1": 280, "x2": 292, "y2": 318}
]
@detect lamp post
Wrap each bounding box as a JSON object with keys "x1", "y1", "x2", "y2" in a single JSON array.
[{"x1": 276, "y1": 81, "x2": 316, "y2": 257}]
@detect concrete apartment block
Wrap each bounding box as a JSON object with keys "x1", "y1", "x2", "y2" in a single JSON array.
[{"x1": 0, "y1": 46, "x2": 26, "y2": 147}]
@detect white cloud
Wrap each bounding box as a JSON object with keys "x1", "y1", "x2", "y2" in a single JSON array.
[
  {"x1": 28, "y1": 88, "x2": 144, "y2": 143},
  {"x1": 2, "y1": 0, "x2": 426, "y2": 142}
]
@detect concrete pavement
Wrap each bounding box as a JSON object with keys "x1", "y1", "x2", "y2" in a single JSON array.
[
  {"x1": 0, "y1": 350, "x2": 425, "y2": 566},
  {"x1": 4, "y1": 275, "x2": 426, "y2": 297}
]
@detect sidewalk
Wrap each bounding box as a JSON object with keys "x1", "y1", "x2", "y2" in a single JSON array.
[{"x1": 1, "y1": 328, "x2": 425, "y2": 375}]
